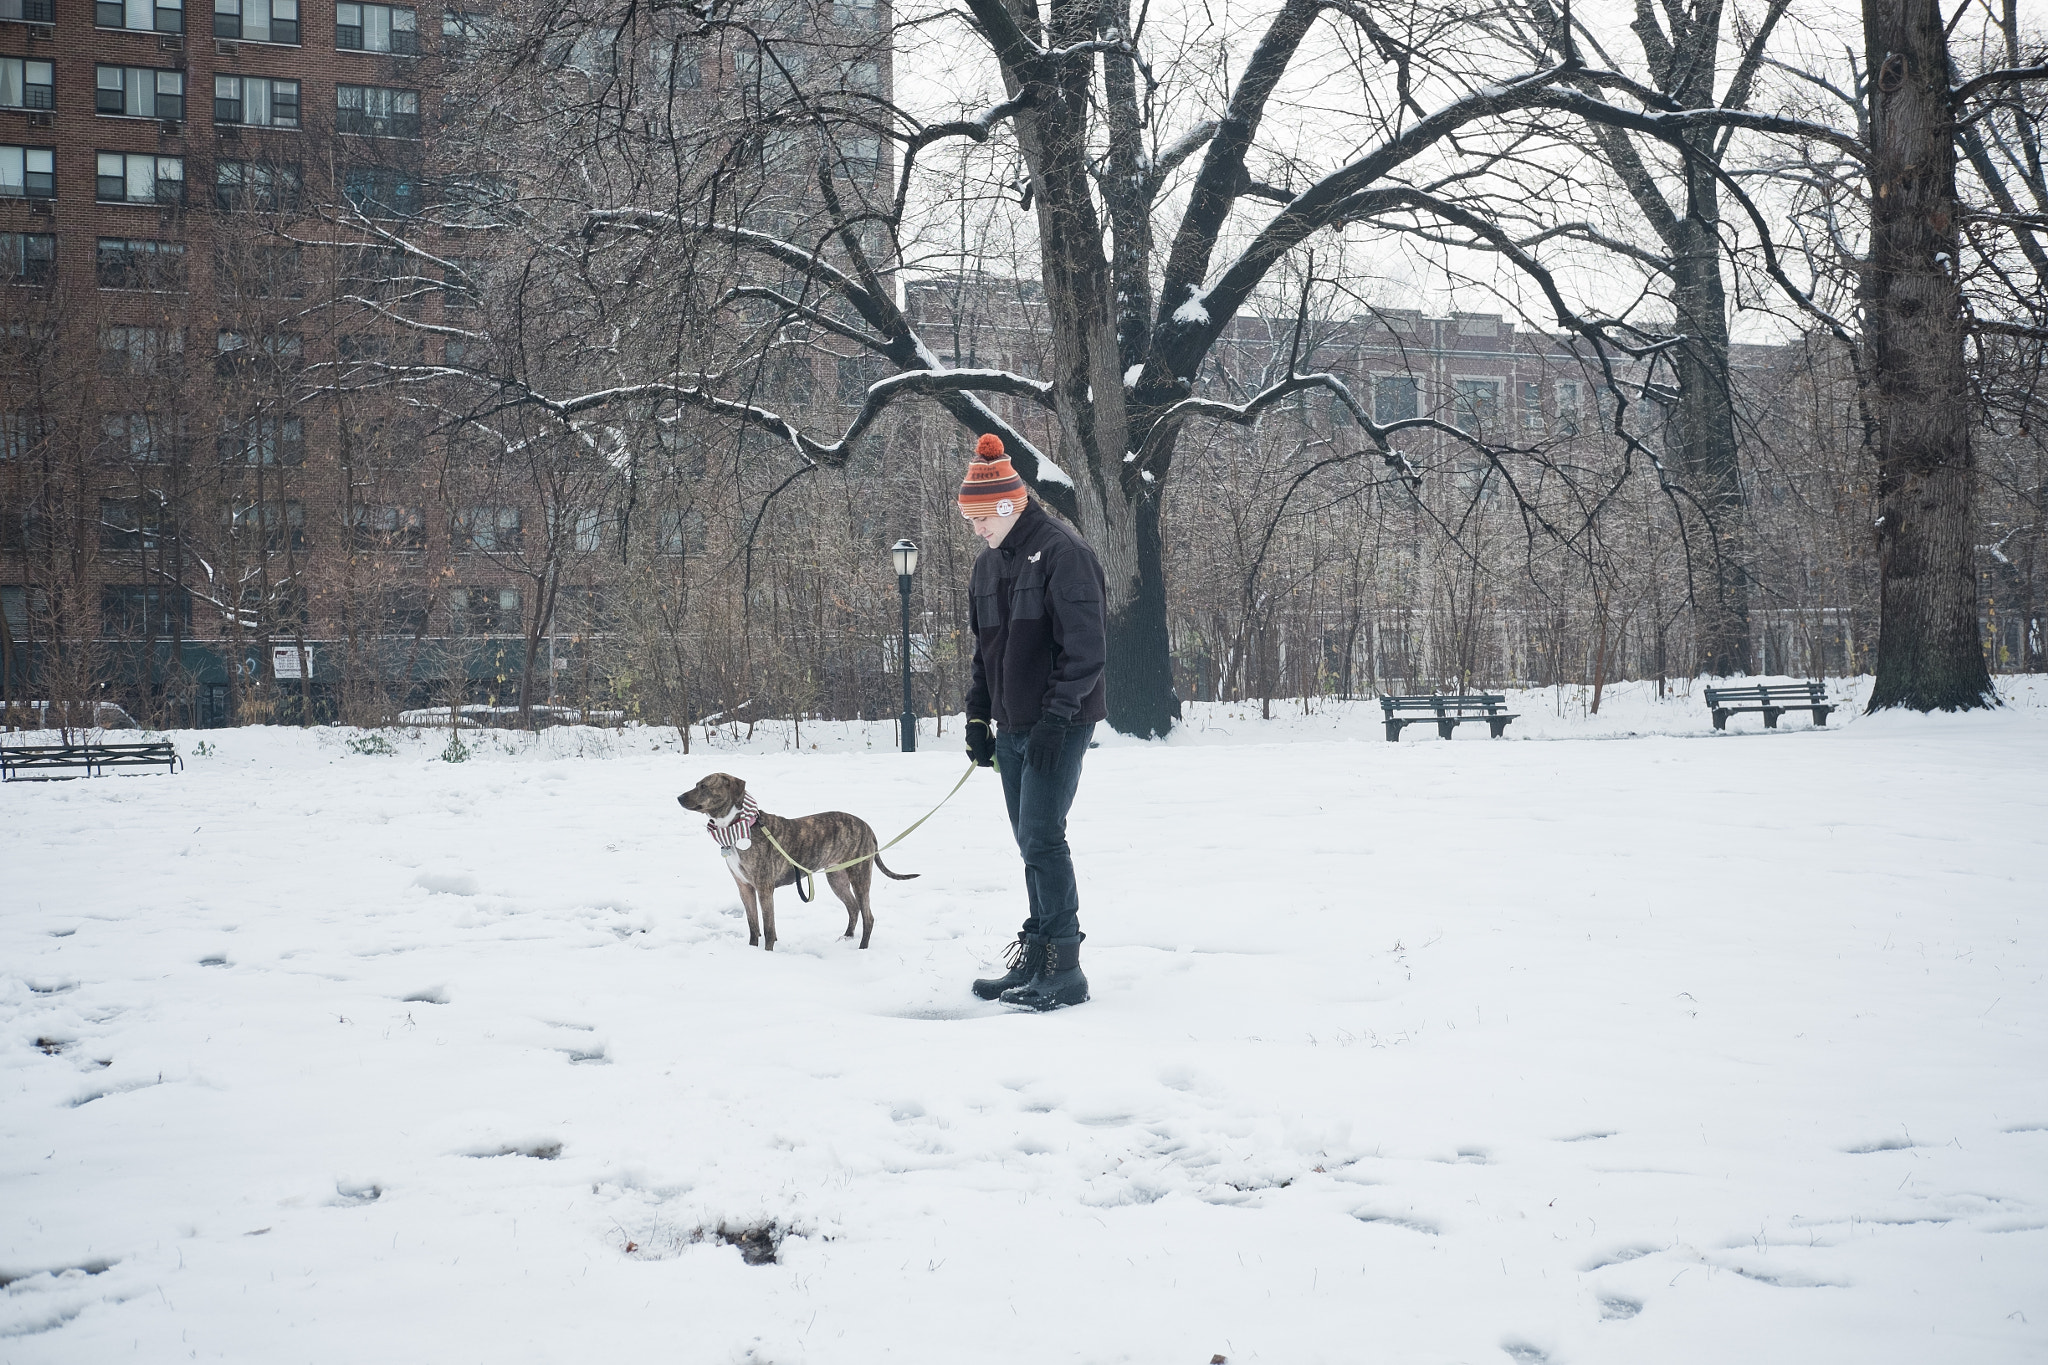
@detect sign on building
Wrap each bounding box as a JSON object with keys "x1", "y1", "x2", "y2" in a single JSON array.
[{"x1": 272, "y1": 644, "x2": 314, "y2": 680}]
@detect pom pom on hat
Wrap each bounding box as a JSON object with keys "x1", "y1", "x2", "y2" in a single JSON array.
[{"x1": 960, "y1": 434, "x2": 1026, "y2": 518}]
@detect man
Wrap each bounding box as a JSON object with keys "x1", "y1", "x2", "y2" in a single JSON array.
[{"x1": 958, "y1": 433, "x2": 1107, "y2": 1011}]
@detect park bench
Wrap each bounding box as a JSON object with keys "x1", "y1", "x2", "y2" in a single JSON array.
[
  {"x1": 1380, "y1": 693, "x2": 1519, "y2": 742},
  {"x1": 1702, "y1": 682, "x2": 1833, "y2": 731},
  {"x1": 1, "y1": 740, "x2": 182, "y2": 781}
]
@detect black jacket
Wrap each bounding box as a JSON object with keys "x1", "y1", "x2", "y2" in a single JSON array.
[{"x1": 965, "y1": 502, "x2": 1108, "y2": 729}]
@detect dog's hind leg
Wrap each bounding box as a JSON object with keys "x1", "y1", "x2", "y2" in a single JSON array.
[
  {"x1": 736, "y1": 880, "x2": 762, "y2": 948},
  {"x1": 758, "y1": 884, "x2": 777, "y2": 951},
  {"x1": 827, "y1": 869, "x2": 860, "y2": 940},
  {"x1": 850, "y1": 859, "x2": 875, "y2": 949}
]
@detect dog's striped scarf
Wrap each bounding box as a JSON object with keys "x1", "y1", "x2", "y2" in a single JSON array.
[{"x1": 706, "y1": 793, "x2": 760, "y2": 851}]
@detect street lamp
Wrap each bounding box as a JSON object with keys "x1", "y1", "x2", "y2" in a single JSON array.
[{"x1": 891, "y1": 539, "x2": 918, "y2": 752}]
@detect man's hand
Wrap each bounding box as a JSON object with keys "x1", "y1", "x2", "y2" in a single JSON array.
[
  {"x1": 965, "y1": 717, "x2": 996, "y2": 768},
  {"x1": 1025, "y1": 713, "x2": 1071, "y2": 773}
]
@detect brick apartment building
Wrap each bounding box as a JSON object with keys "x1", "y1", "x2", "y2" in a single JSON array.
[
  {"x1": 0, "y1": 0, "x2": 486, "y2": 724},
  {"x1": 1, "y1": 0, "x2": 903, "y2": 726}
]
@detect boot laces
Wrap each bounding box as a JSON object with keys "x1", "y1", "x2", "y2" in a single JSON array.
[{"x1": 1003, "y1": 936, "x2": 1026, "y2": 970}]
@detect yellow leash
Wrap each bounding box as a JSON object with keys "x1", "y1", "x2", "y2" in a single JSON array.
[{"x1": 756, "y1": 759, "x2": 980, "y2": 901}]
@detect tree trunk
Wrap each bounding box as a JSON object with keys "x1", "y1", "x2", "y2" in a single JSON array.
[
  {"x1": 1669, "y1": 232, "x2": 1751, "y2": 675},
  {"x1": 1862, "y1": 0, "x2": 1996, "y2": 711}
]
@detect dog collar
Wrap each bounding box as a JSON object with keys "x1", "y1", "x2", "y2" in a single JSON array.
[{"x1": 707, "y1": 794, "x2": 760, "y2": 850}]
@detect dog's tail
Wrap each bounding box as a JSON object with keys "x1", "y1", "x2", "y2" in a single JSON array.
[{"x1": 874, "y1": 855, "x2": 919, "y2": 881}]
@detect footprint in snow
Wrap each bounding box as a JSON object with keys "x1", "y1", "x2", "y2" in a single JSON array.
[
  {"x1": 1842, "y1": 1136, "x2": 1918, "y2": 1154},
  {"x1": 1582, "y1": 1245, "x2": 1658, "y2": 1272}
]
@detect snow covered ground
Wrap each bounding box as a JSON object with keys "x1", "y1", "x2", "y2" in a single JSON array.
[{"x1": 5, "y1": 678, "x2": 2046, "y2": 1364}]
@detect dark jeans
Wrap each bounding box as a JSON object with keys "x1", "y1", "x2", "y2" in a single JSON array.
[{"x1": 994, "y1": 720, "x2": 1094, "y2": 943}]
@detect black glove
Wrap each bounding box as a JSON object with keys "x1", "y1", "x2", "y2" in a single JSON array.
[
  {"x1": 1024, "y1": 712, "x2": 1072, "y2": 773},
  {"x1": 965, "y1": 717, "x2": 996, "y2": 768}
]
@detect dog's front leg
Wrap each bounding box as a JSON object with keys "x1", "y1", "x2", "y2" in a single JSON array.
[
  {"x1": 758, "y1": 883, "x2": 777, "y2": 951},
  {"x1": 735, "y1": 878, "x2": 761, "y2": 947}
]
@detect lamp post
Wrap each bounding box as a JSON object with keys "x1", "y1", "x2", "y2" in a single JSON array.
[{"x1": 891, "y1": 539, "x2": 918, "y2": 752}]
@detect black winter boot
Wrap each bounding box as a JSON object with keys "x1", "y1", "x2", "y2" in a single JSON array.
[
  {"x1": 1000, "y1": 935, "x2": 1088, "y2": 1011},
  {"x1": 972, "y1": 933, "x2": 1042, "y2": 1000}
]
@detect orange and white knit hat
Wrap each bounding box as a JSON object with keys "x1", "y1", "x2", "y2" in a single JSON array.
[{"x1": 958, "y1": 434, "x2": 1027, "y2": 518}]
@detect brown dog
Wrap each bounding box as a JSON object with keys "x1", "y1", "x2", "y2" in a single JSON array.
[{"x1": 677, "y1": 773, "x2": 917, "y2": 950}]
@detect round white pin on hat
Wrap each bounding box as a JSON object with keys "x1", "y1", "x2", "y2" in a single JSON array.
[{"x1": 996, "y1": 498, "x2": 1014, "y2": 516}]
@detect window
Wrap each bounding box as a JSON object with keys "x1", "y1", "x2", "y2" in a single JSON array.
[
  {"x1": 573, "y1": 509, "x2": 602, "y2": 553},
  {"x1": 212, "y1": 76, "x2": 300, "y2": 128},
  {"x1": 97, "y1": 238, "x2": 187, "y2": 291},
  {"x1": 656, "y1": 508, "x2": 705, "y2": 556},
  {"x1": 100, "y1": 497, "x2": 168, "y2": 552},
  {"x1": 214, "y1": 329, "x2": 302, "y2": 374},
  {"x1": 831, "y1": 0, "x2": 877, "y2": 28},
  {"x1": 226, "y1": 499, "x2": 305, "y2": 552},
  {"x1": 1521, "y1": 381, "x2": 1544, "y2": 432},
  {"x1": 2, "y1": 321, "x2": 55, "y2": 372},
  {"x1": 342, "y1": 165, "x2": 420, "y2": 217},
  {"x1": 550, "y1": 586, "x2": 606, "y2": 633},
  {"x1": 1373, "y1": 375, "x2": 1419, "y2": 425},
  {"x1": 653, "y1": 41, "x2": 703, "y2": 90},
  {"x1": 350, "y1": 504, "x2": 425, "y2": 550},
  {"x1": 96, "y1": 67, "x2": 185, "y2": 120},
  {"x1": 438, "y1": 175, "x2": 507, "y2": 227},
  {"x1": 103, "y1": 412, "x2": 185, "y2": 463},
  {"x1": 838, "y1": 58, "x2": 881, "y2": 93},
  {"x1": 456, "y1": 505, "x2": 520, "y2": 551},
  {"x1": 3, "y1": 411, "x2": 49, "y2": 460},
  {"x1": 839, "y1": 134, "x2": 881, "y2": 176},
  {"x1": 240, "y1": 581, "x2": 307, "y2": 627},
  {"x1": 378, "y1": 588, "x2": 429, "y2": 633},
  {"x1": 0, "y1": 0, "x2": 58, "y2": 21},
  {"x1": 215, "y1": 160, "x2": 301, "y2": 211},
  {"x1": 337, "y1": 3, "x2": 417, "y2": 52},
  {"x1": 836, "y1": 353, "x2": 887, "y2": 408},
  {"x1": 101, "y1": 585, "x2": 189, "y2": 636},
  {"x1": 442, "y1": 10, "x2": 483, "y2": 58},
  {"x1": 3, "y1": 585, "x2": 52, "y2": 638},
  {"x1": 336, "y1": 85, "x2": 420, "y2": 137},
  {"x1": 213, "y1": 0, "x2": 296, "y2": 42},
  {"x1": 218, "y1": 414, "x2": 303, "y2": 465},
  {"x1": 218, "y1": 243, "x2": 304, "y2": 297},
  {"x1": 96, "y1": 0, "x2": 182, "y2": 33},
  {"x1": 1, "y1": 232, "x2": 54, "y2": 286},
  {"x1": 96, "y1": 152, "x2": 184, "y2": 205},
  {"x1": 767, "y1": 350, "x2": 813, "y2": 405},
  {"x1": 2, "y1": 505, "x2": 47, "y2": 554},
  {"x1": 100, "y1": 326, "x2": 184, "y2": 375},
  {"x1": 1555, "y1": 380, "x2": 1582, "y2": 436},
  {"x1": 1451, "y1": 378, "x2": 1500, "y2": 437},
  {"x1": 1, "y1": 146, "x2": 55, "y2": 199},
  {"x1": 441, "y1": 259, "x2": 480, "y2": 309},
  {"x1": 1, "y1": 59, "x2": 54, "y2": 112},
  {"x1": 449, "y1": 585, "x2": 519, "y2": 632}
]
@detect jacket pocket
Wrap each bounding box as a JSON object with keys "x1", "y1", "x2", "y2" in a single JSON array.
[
  {"x1": 1009, "y1": 570, "x2": 1048, "y2": 621},
  {"x1": 972, "y1": 591, "x2": 1002, "y2": 634}
]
